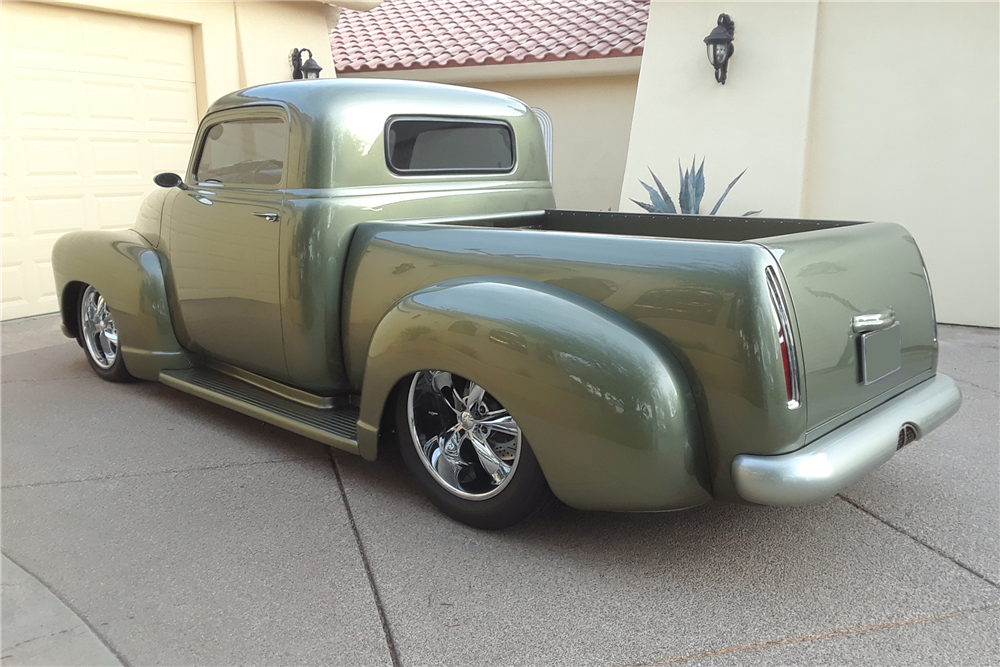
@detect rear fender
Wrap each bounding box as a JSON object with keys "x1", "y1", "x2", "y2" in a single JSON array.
[
  {"x1": 357, "y1": 276, "x2": 712, "y2": 511},
  {"x1": 52, "y1": 230, "x2": 194, "y2": 380}
]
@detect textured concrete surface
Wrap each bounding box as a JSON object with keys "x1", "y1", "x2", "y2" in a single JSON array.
[
  {"x1": 2, "y1": 315, "x2": 998, "y2": 667},
  {"x1": 1, "y1": 556, "x2": 121, "y2": 666},
  {"x1": 842, "y1": 325, "x2": 1000, "y2": 583}
]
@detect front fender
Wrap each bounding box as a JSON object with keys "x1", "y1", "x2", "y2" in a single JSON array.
[
  {"x1": 52, "y1": 230, "x2": 193, "y2": 380},
  {"x1": 357, "y1": 276, "x2": 712, "y2": 511}
]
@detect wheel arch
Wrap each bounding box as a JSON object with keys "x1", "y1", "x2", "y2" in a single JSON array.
[
  {"x1": 60, "y1": 280, "x2": 86, "y2": 342},
  {"x1": 357, "y1": 276, "x2": 713, "y2": 512},
  {"x1": 52, "y1": 229, "x2": 194, "y2": 380}
]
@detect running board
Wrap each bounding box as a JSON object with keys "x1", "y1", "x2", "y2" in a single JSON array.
[{"x1": 159, "y1": 368, "x2": 359, "y2": 454}]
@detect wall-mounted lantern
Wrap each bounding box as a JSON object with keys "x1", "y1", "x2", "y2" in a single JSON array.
[
  {"x1": 703, "y1": 14, "x2": 735, "y2": 84},
  {"x1": 291, "y1": 48, "x2": 323, "y2": 80}
]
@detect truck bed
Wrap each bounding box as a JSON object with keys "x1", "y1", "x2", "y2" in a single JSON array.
[{"x1": 344, "y1": 209, "x2": 938, "y2": 501}]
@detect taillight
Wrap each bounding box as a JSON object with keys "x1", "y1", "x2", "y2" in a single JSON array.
[{"x1": 765, "y1": 266, "x2": 800, "y2": 409}]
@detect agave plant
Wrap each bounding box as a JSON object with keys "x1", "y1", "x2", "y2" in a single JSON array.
[{"x1": 631, "y1": 157, "x2": 760, "y2": 216}]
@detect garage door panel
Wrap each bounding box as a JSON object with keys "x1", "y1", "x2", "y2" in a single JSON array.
[
  {"x1": 95, "y1": 193, "x2": 145, "y2": 230},
  {"x1": 1, "y1": 136, "x2": 16, "y2": 186},
  {"x1": 133, "y1": 24, "x2": 198, "y2": 82},
  {"x1": 23, "y1": 195, "x2": 89, "y2": 237},
  {"x1": 6, "y1": 75, "x2": 77, "y2": 122},
  {"x1": 149, "y1": 138, "x2": 195, "y2": 174},
  {"x1": 1, "y1": 2, "x2": 198, "y2": 320},
  {"x1": 1, "y1": 265, "x2": 29, "y2": 312},
  {"x1": 91, "y1": 139, "x2": 144, "y2": 180},
  {"x1": 6, "y1": 189, "x2": 148, "y2": 234},
  {"x1": 2, "y1": 4, "x2": 77, "y2": 73},
  {"x1": 2, "y1": 197, "x2": 19, "y2": 240},
  {"x1": 5, "y1": 70, "x2": 198, "y2": 134},
  {"x1": 2, "y1": 258, "x2": 58, "y2": 320},
  {"x1": 84, "y1": 80, "x2": 143, "y2": 124},
  {"x1": 4, "y1": 3, "x2": 195, "y2": 83},
  {"x1": 145, "y1": 83, "x2": 201, "y2": 130},
  {"x1": 21, "y1": 137, "x2": 85, "y2": 182},
  {"x1": 8, "y1": 130, "x2": 192, "y2": 186}
]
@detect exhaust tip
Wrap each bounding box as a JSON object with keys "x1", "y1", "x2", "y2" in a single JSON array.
[{"x1": 897, "y1": 423, "x2": 919, "y2": 450}]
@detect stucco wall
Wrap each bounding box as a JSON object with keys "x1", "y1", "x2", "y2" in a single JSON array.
[
  {"x1": 466, "y1": 75, "x2": 639, "y2": 212},
  {"x1": 623, "y1": 1, "x2": 998, "y2": 327},
  {"x1": 802, "y1": 2, "x2": 998, "y2": 328}
]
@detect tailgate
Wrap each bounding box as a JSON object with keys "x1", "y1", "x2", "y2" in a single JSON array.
[{"x1": 756, "y1": 222, "x2": 937, "y2": 437}]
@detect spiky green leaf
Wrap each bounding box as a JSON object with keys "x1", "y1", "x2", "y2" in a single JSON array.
[
  {"x1": 648, "y1": 168, "x2": 673, "y2": 210},
  {"x1": 693, "y1": 157, "x2": 706, "y2": 214},
  {"x1": 639, "y1": 179, "x2": 675, "y2": 213},
  {"x1": 678, "y1": 159, "x2": 695, "y2": 214},
  {"x1": 709, "y1": 168, "x2": 748, "y2": 215},
  {"x1": 630, "y1": 198, "x2": 661, "y2": 213}
]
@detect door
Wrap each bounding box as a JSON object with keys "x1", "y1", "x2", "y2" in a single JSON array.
[{"x1": 167, "y1": 112, "x2": 291, "y2": 381}]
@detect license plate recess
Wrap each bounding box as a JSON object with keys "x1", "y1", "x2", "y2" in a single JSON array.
[{"x1": 860, "y1": 323, "x2": 901, "y2": 385}]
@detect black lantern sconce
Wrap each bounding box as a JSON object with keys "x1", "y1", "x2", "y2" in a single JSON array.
[
  {"x1": 291, "y1": 48, "x2": 323, "y2": 80},
  {"x1": 704, "y1": 14, "x2": 735, "y2": 84}
]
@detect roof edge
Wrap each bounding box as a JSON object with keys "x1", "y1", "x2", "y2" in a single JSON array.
[{"x1": 337, "y1": 55, "x2": 642, "y2": 83}]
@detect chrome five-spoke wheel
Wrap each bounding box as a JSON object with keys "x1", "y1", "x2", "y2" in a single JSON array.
[
  {"x1": 397, "y1": 371, "x2": 553, "y2": 529},
  {"x1": 78, "y1": 284, "x2": 131, "y2": 381}
]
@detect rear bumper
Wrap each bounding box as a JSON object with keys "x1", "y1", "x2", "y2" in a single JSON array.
[{"x1": 732, "y1": 374, "x2": 962, "y2": 506}]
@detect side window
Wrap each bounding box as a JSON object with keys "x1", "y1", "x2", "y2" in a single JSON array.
[{"x1": 194, "y1": 118, "x2": 287, "y2": 186}]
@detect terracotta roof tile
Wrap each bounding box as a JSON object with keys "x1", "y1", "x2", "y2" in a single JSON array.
[{"x1": 331, "y1": 0, "x2": 648, "y2": 73}]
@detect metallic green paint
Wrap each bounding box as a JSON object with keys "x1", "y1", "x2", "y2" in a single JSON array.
[
  {"x1": 277, "y1": 184, "x2": 554, "y2": 394},
  {"x1": 167, "y1": 184, "x2": 290, "y2": 381},
  {"x1": 177, "y1": 80, "x2": 554, "y2": 393},
  {"x1": 132, "y1": 186, "x2": 170, "y2": 248},
  {"x1": 344, "y1": 215, "x2": 812, "y2": 502},
  {"x1": 756, "y1": 223, "x2": 937, "y2": 435},
  {"x1": 51, "y1": 230, "x2": 194, "y2": 380},
  {"x1": 357, "y1": 276, "x2": 713, "y2": 511}
]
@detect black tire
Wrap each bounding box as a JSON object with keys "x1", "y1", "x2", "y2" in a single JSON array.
[
  {"x1": 77, "y1": 284, "x2": 132, "y2": 382},
  {"x1": 396, "y1": 371, "x2": 554, "y2": 529}
]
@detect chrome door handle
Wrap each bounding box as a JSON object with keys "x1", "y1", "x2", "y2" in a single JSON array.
[
  {"x1": 252, "y1": 212, "x2": 280, "y2": 222},
  {"x1": 852, "y1": 308, "x2": 896, "y2": 333}
]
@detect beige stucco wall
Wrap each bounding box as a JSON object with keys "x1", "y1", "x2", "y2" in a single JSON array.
[
  {"x1": 802, "y1": 2, "x2": 998, "y2": 328},
  {"x1": 37, "y1": 1, "x2": 339, "y2": 111},
  {"x1": 623, "y1": 2, "x2": 999, "y2": 327},
  {"x1": 466, "y1": 75, "x2": 639, "y2": 211}
]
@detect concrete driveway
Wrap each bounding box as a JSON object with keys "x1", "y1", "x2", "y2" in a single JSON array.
[{"x1": 2, "y1": 316, "x2": 997, "y2": 666}]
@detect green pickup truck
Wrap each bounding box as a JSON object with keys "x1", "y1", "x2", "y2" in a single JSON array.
[{"x1": 52, "y1": 79, "x2": 961, "y2": 528}]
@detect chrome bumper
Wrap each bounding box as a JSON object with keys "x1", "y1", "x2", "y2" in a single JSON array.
[{"x1": 732, "y1": 374, "x2": 962, "y2": 506}]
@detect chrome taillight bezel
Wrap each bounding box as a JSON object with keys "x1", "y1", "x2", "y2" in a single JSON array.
[{"x1": 765, "y1": 266, "x2": 801, "y2": 409}]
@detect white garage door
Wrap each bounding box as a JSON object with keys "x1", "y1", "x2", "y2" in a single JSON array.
[{"x1": 1, "y1": 2, "x2": 199, "y2": 320}]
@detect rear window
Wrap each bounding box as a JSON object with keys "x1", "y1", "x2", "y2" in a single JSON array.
[{"x1": 386, "y1": 117, "x2": 514, "y2": 174}]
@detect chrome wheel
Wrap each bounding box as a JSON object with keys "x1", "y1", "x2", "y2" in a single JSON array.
[
  {"x1": 80, "y1": 285, "x2": 119, "y2": 370},
  {"x1": 407, "y1": 371, "x2": 522, "y2": 500}
]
